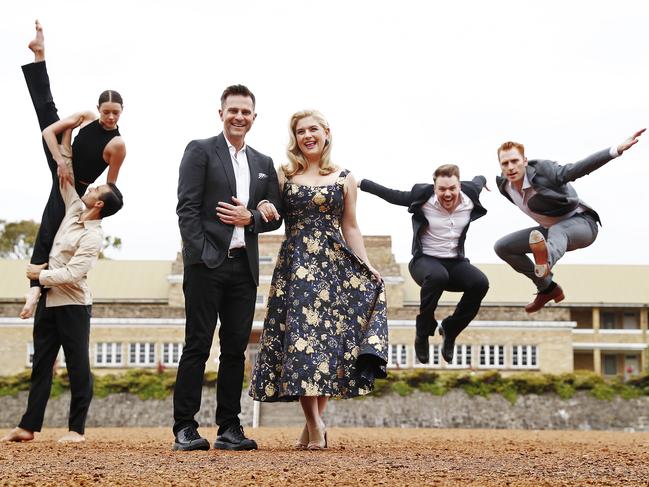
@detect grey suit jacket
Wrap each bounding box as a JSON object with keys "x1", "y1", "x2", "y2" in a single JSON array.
[
  {"x1": 176, "y1": 132, "x2": 282, "y2": 285},
  {"x1": 496, "y1": 148, "x2": 614, "y2": 223}
]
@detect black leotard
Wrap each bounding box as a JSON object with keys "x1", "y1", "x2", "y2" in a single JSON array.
[{"x1": 72, "y1": 119, "x2": 120, "y2": 195}]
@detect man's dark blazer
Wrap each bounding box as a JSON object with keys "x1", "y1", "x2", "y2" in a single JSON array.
[
  {"x1": 177, "y1": 132, "x2": 282, "y2": 285},
  {"x1": 360, "y1": 176, "x2": 487, "y2": 259},
  {"x1": 496, "y1": 148, "x2": 614, "y2": 224}
]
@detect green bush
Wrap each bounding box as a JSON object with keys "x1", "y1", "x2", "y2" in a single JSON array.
[
  {"x1": 391, "y1": 380, "x2": 414, "y2": 396},
  {"x1": 1, "y1": 368, "x2": 648, "y2": 402}
]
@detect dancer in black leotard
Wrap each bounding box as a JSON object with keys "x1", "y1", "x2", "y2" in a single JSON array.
[{"x1": 20, "y1": 20, "x2": 126, "y2": 319}]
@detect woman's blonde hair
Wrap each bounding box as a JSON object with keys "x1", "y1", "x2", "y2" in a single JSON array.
[{"x1": 283, "y1": 109, "x2": 335, "y2": 177}]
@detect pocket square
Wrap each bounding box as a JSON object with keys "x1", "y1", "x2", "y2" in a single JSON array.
[{"x1": 258, "y1": 173, "x2": 268, "y2": 180}]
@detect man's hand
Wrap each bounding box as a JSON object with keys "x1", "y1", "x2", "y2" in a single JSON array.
[
  {"x1": 617, "y1": 128, "x2": 646, "y2": 155},
  {"x1": 216, "y1": 196, "x2": 253, "y2": 226},
  {"x1": 26, "y1": 263, "x2": 48, "y2": 281},
  {"x1": 257, "y1": 201, "x2": 280, "y2": 223},
  {"x1": 57, "y1": 161, "x2": 74, "y2": 187}
]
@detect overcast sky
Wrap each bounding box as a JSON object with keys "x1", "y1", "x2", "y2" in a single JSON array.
[{"x1": 1, "y1": 0, "x2": 647, "y2": 266}]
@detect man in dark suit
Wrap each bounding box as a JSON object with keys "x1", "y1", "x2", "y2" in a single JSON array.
[
  {"x1": 173, "y1": 85, "x2": 282, "y2": 451},
  {"x1": 359, "y1": 164, "x2": 489, "y2": 364},
  {"x1": 494, "y1": 129, "x2": 644, "y2": 313}
]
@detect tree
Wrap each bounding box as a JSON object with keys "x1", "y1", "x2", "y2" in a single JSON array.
[
  {"x1": 0, "y1": 220, "x2": 39, "y2": 259},
  {"x1": 0, "y1": 219, "x2": 122, "y2": 259}
]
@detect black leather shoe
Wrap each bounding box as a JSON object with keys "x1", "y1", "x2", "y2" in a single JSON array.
[
  {"x1": 439, "y1": 322, "x2": 455, "y2": 363},
  {"x1": 172, "y1": 426, "x2": 210, "y2": 451},
  {"x1": 414, "y1": 334, "x2": 429, "y2": 363},
  {"x1": 214, "y1": 425, "x2": 258, "y2": 451}
]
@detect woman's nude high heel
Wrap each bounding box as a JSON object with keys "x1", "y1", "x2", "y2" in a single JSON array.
[
  {"x1": 307, "y1": 420, "x2": 327, "y2": 450},
  {"x1": 294, "y1": 424, "x2": 309, "y2": 450}
]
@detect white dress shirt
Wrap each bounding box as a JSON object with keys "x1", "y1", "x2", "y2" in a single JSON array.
[
  {"x1": 224, "y1": 135, "x2": 250, "y2": 250},
  {"x1": 421, "y1": 191, "x2": 473, "y2": 258}
]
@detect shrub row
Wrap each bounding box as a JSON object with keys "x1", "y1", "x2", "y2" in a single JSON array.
[{"x1": 1, "y1": 369, "x2": 647, "y2": 402}]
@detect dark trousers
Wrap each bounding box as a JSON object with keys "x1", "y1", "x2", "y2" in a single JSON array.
[
  {"x1": 409, "y1": 255, "x2": 489, "y2": 341},
  {"x1": 173, "y1": 255, "x2": 257, "y2": 435},
  {"x1": 19, "y1": 296, "x2": 93, "y2": 434},
  {"x1": 23, "y1": 61, "x2": 86, "y2": 286}
]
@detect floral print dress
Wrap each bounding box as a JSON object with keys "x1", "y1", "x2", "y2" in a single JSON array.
[{"x1": 250, "y1": 170, "x2": 388, "y2": 402}]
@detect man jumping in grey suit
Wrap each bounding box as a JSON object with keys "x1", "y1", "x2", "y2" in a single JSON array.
[
  {"x1": 173, "y1": 85, "x2": 282, "y2": 451},
  {"x1": 494, "y1": 129, "x2": 645, "y2": 313}
]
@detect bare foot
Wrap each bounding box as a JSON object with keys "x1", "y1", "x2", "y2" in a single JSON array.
[
  {"x1": 28, "y1": 20, "x2": 45, "y2": 62},
  {"x1": 20, "y1": 287, "x2": 41, "y2": 319},
  {"x1": 1, "y1": 427, "x2": 34, "y2": 442},
  {"x1": 58, "y1": 431, "x2": 85, "y2": 443}
]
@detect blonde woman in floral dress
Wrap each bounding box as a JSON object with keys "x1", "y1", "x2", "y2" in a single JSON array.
[{"x1": 250, "y1": 110, "x2": 388, "y2": 450}]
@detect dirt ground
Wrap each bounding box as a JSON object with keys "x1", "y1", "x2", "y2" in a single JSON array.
[{"x1": 1, "y1": 427, "x2": 648, "y2": 486}]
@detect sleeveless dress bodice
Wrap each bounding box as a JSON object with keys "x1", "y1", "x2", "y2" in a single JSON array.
[{"x1": 72, "y1": 119, "x2": 120, "y2": 191}]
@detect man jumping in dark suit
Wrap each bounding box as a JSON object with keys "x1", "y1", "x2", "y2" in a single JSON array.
[
  {"x1": 494, "y1": 129, "x2": 644, "y2": 313},
  {"x1": 359, "y1": 165, "x2": 489, "y2": 364},
  {"x1": 173, "y1": 85, "x2": 282, "y2": 451}
]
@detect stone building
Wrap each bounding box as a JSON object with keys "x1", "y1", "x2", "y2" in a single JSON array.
[{"x1": 0, "y1": 236, "x2": 647, "y2": 378}]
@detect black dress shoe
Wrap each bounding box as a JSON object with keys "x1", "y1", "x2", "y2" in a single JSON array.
[
  {"x1": 214, "y1": 425, "x2": 258, "y2": 451},
  {"x1": 172, "y1": 426, "x2": 210, "y2": 451},
  {"x1": 439, "y1": 322, "x2": 455, "y2": 363},
  {"x1": 414, "y1": 334, "x2": 429, "y2": 364}
]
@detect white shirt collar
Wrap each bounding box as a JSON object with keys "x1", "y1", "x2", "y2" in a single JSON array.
[
  {"x1": 508, "y1": 172, "x2": 532, "y2": 194},
  {"x1": 224, "y1": 134, "x2": 247, "y2": 155}
]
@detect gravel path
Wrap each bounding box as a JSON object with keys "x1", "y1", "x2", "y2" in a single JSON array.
[{"x1": 1, "y1": 427, "x2": 648, "y2": 486}]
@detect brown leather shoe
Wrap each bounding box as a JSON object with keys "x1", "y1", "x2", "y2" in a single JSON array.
[
  {"x1": 529, "y1": 230, "x2": 550, "y2": 278},
  {"x1": 525, "y1": 284, "x2": 565, "y2": 313}
]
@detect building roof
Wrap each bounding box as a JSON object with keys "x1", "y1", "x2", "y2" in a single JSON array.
[
  {"x1": 1, "y1": 258, "x2": 647, "y2": 306},
  {"x1": 0, "y1": 259, "x2": 172, "y2": 302},
  {"x1": 400, "y1": 263, "x2": 649, "y2": 307}
]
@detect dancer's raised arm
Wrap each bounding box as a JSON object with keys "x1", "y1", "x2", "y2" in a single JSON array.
[{"x1": 42, "y1": 111, "x2": 95, "y2": 185}]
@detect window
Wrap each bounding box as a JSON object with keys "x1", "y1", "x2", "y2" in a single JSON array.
[
  {"x1": 259, "y1": 255, "x2": 273, "y2": 264},
  {"x1": 162, "y1": 343, "x2": 183, "y2": 367},
  {"x1": 603, "y1": 355, "x2": 618, "y2": 375},
  {"x1": 512, "y1": 345, "x2": 538, "y2": 369},
  {"x1": 255, "y1": 295, "x2": 265, "y2": 308},
  {"x1": 601, "y1": 312, "x2": 616, "y2": 329},
  {"x1": 479, "y1": 345, "x2": 505, "y2": 368},
  {"x1": 622, "y1": 312, "x2": 639, "y2": 329},
  {"x1": 27, "y1": 343, "x2": 66, "y2": 367},
  {"x1": 26, "y1": 342, "x2": 34, "y2": 366},
  {"x1": 600, "y1": 310, "x2": 640, "y2": 330},
  {"x1": 95, "y1": 342, "x2": 123, "y2": 366},
  {"x1": 447, "y1": 345, "x2": 472, "y2": 368},
  {"x1": 388, "y1": 344, "x2": 408, "y2": 368},
  {"x1": 414, "y1": 344, "x2": 440, "y2": 367},
  {"x1": 129, "y1": 343, "x2": 156, "y2": 366}
]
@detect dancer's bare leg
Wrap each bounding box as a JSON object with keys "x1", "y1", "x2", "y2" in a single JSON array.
[
  {"x1": 58, "y1": 431, "x2": 85, "y2": 443},
  {"x1": 28, "y1": 20, "x2": 45, "y2": 62},
  {"x1": 1, "y1": 427, "x2": 35, "y2": 442},
  {"x1": 20, "y1": 287, "x2": 41, "y2": 320}
]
